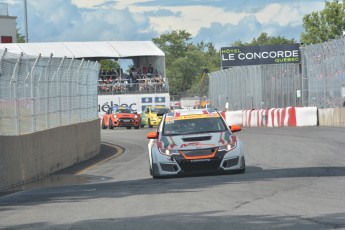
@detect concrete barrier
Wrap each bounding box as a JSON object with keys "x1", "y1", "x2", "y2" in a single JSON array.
[
  {"x1": 223, "y1": 107, "x2": 321, "y2": 128},
  {"x1": 0, "y1": 119, "x2": 101, "y2": 190},
  {"x1": 318, "y1": 107, "x2": 345, "y2": 127},
  {"x1": 295, "y1": 107, "x2": 318, "y2": 126},
  {"x1": 222, "y1": 110, "x2": 243, "y2": 126}
]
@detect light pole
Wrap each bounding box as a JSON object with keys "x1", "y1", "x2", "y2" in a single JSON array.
[{"x1": 24, "y1": 0, "x2": 28, "y2": 42}]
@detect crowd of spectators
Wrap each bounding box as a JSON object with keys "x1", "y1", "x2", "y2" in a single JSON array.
[{"x1": 98, "y1": 64, "x2": 167, "y2": 94}]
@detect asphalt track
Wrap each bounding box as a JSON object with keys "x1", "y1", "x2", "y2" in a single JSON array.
[{"x1": 0, "y1": 126, "x2": 344, "y2": 230}]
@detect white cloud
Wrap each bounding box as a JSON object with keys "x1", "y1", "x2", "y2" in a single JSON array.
[
  {"x1": 4, "y1": 0, "x2": 326, "y2": 49},
  {"x1": 255, "y1": 2, "x2": 324, "y2": 26},
  {"x1": 149, "y1": 6, "x2": 248, "y2": 36},
  {"x1": 70, "y1": 0, "x2": 108, "y2": 8}
]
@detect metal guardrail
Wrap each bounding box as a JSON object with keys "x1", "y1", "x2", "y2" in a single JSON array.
[
  {"x1": 0, "y1": 49, "x2": 100, "y2": 135},
  {"x1": 97, "y1": 78, "x2": 169, "y2": 95}
]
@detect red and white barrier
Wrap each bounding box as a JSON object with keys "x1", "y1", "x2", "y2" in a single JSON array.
[
  {"x1": 222, "y1": 110, "x2": 243, "y2": 126},
  {"x1": 222, "y1": 107, "x2": 317, "y2": 127},
  {"x1": 295, "y1": 107, "x2": 317, "y2": 126}
]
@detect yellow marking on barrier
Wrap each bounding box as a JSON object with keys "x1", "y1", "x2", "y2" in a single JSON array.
[{"x1": 76, "y1": 143, "x2": 123, "y2": 175}]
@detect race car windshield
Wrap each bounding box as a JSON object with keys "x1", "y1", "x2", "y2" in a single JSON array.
[
  {"x1": 151, "y1": 108, "x2": 170, "y2": 114},
  {"x1": 116, "y1": 109, "x2": 132, "y2": 113},
  {"x1": 163, "y1": 117, "x2": 227, "y2": 136}
]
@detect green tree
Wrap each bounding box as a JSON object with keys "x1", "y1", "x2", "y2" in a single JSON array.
[
  {"x1": 188, "y1": 42, "x2": 220, "y2": 97},
  {"x1": 16, "y1": 28, "x2": 25, "y2": 43},
  {"x1": 232, "y1": 32, "x2": 296, "y2": 46},
  {"x1": 152, "y1": 30, "x2": 220, "y2": 97},
  {"x1": 301, "y1": 0, "x2": 345, "y2": 45},
  {"x1": 152, "y1": 30, "x2": 193, "y2": 67},
  {"x1": 99, "y1": 59, "x2": 119, "y2": 72}
]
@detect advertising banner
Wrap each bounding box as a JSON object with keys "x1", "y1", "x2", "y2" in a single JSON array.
[
  {"x1": 98, "y1": 93, "x2": 170, "y2": 118},
  {"x1": 221, "y1": 43, "x2": 301, "y2": 68}
]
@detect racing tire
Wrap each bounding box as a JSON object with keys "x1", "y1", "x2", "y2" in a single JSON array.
[
  {"x1": 148, "y1": 119, "x2": 153, "y2": 128},
  {"x1": 150, "y1": 155, "x2": 161, "y2": 179},
  {"x1": 151, "y1": 163, "x2": 161, "y2": 179},
  {"x1": 236, "y1": 156, "x2": 246, "y2": 174},
  {"x1": 127, "y1": 126, "x2": 131, "y2": 129},
  {"x1": 135, "y1": 125, "x2": 139, "y2": 129},
  {"x1": 109, "y1": 120, "x2": 114, "y2": 129},
  {"x1": 101, "y1": 119, "x2": 107, "y2": 129}
]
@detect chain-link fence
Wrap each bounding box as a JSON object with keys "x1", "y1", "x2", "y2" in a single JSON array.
[
  {"x1": 301, "y1": 39, "x2": 345, "y2": 108},
  {"x1": 209, "y1": 38, "x2": 345, "y2": 110},
  {"x1": 0, "y1": 49, "x2": 100, "y2": 135},
  {"x1": 209, "y1": 63, "x2": 301, "y2": 110}
]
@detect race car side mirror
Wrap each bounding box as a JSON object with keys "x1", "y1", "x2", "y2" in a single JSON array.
[
  {"x1": 147, "y1": 131, "x2": 159, "y2": 139},
  {"x1": 230, "y1": 125, "x2": 241, "y2": 132}
]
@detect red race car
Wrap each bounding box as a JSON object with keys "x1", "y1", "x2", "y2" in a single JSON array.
[{"x1": 102, "y1": 106, "x2": 140, "y2": 129}]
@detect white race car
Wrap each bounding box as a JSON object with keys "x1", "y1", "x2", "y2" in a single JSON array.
[{"x1": 147, "y1": 109, "x2": 245, "y2": 178}]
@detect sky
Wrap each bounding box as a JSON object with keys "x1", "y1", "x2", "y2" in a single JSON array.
[{"x1": 3, "y1": 0, "x2": 326, "y2": 49}]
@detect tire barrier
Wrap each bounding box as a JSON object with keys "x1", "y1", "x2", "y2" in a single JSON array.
[{"x1": 222, "y1": 107, "x2": 320, "y2": 127}]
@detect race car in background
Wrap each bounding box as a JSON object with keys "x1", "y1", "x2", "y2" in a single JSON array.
[
  {"x1": 102, "y1": 106, "x2": 140, "y2": 129},
  {"x1": 140, "y1": 106, "x2": 171, "y2": 128},
  {"x1": 146, "y1": 109, "x2": 245, "y2": 178}
]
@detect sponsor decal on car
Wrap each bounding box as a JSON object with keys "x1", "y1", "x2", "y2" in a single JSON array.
[{"x1": 165, "y1": 113, "x2": 220, "y2": 122}]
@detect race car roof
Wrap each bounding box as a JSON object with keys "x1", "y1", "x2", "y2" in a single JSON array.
[{"x1": 0, "y1": 41, "x2": 165, "y2": 59}]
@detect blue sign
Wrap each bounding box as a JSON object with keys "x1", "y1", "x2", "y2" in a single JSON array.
[
  {"x1": 142, "y1": 105, "x2": 148, "y2": 111},
  {"x1": 141, "y1": 97, "x2": 153, "y2": 103},
  {"x1": 155, "y1": 97, "x2": 165, "y2": 103}
]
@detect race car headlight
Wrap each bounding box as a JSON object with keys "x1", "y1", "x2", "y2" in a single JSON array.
[
  {"x1": 113, "y1": 115, "x2": 117, "y2": 118},
  {"x1": 219, "y1": 136, "x2": 237, "y2": 151},
  {"x1": 158, "y1": 148, "x2": 180, "y2": 156},
  {"x1": 134, "y1": 115, "x2": 138, "y2": 119}
]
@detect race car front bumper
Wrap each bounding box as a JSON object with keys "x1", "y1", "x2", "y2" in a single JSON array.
[{"x1": 151, "y1": 146, "x2": 245, "y2": 177}]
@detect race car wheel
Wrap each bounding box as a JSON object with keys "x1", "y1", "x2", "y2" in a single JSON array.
[
  {"x1": 101, "y1": 119, "x2": 107, "y2": 129},
  {"x1": 149, "y1": 165, "x2": 153, "y2": 176},
  {"x1": 127, "y1": 126, "x2": 131, "y2": 129},
  {"x1": 150, "y1": 155, "x2": 160, "y2": 179},
  {"x1": 236, "y1": 156, "x2": 246, "y2": 173},
  {"x1": 135, "y1": 125, "x2": 139, "y2": 129},
  {"x1": 109, "y1": 120, "x2": 114, "y2": 129},
  {"x1": 148, "y1": 119, "x2": 153, "y2": 128},
  {"x1": 152, "y1": 163, "x2": 161, "y2": 179}
]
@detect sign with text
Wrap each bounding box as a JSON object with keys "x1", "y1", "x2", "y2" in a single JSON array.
[{"x1": 221, "y1": 43, "x2": 301, "y2": 68}]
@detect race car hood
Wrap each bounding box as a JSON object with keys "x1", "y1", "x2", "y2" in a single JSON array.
[{"x1": 158, "y1": 131, "x2": 232, "y2": 150}]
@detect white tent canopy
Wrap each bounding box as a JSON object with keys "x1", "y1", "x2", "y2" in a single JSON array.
[
  {"x1": 0, "y1": 41, "x2": 165, "y2": 59},
  {"x1": 0, "y1": 41, "x2": 166, "y2": 75}
]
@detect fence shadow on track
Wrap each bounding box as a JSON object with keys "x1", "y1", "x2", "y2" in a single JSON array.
[
  {"x1": 2, "y1": 210, "x2": 345, "y2": 230},
  {"x1": 0, "y1": 165, "x2": 344, "y2": 207}
]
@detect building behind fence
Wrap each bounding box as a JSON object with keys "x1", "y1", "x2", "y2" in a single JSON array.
[
  {"x1": 209, "y1": 38, "x2": 345, "y2": 110},
  {"x1": 0, "y1": 49, "x2": 100, "y2": 136}
]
